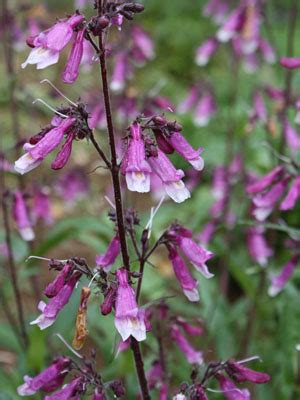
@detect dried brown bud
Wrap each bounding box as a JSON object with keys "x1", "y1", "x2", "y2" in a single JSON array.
[{"x1": 72, "y1": 287, "x2": 91, "y2": 350}]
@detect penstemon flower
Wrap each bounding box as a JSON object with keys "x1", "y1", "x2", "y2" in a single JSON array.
[
  {"x1": 216, "y1": 374, "x2": 250, "y2": 400},
  {"x1": 96, "y1": 235, "x2": 121, "y2": 271},
  {"x1": 12, "y1": 191, "x2": 35, "y2": 241},
  {"x1": 22, "y1": 13, "x2": 85, "y2": 70},
  {"x1": 114, "y1": 268, "x2": 146, "y2": 342},
  {"x1": 170, "y1": 324, "x2": 203, "y2": 365},
  {"x1": 268, "y1": 255, "x2": 300, "y2": 296}
]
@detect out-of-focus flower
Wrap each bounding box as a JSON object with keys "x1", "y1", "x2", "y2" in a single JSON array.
[
  {"x1": 193, "y1": 93, "x2": 216, "y2": 127},
  {"x1": 13, "y1": 191, "x2": 35, "y2": 241},
  {"x1": 247, "y1": 227, "x2": 273, "y2": 267},
  {"x1": 195, "y1": 38, "x2": 218, "y2": 66},
  {"x1": 280, "y1": 57, "x2": 300, "y2": 69},
  {"x1": 170, "y1": 324, "x2": 203, "y2": 365},
  {"x1": 268, "y1": 255, "x2": 300, "y2": 296},
  {"x1": 217, "y1": 374, "x2": 250, "y2": 400}
]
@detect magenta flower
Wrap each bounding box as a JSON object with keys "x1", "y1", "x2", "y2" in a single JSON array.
[
  {"x1": 51, "y1": 132, "x2": 76, "y2": 170},
  {"x1": 96, "y1": 235, "x2": 121, "y2": 272},
  {"x1": 168, "y1": 248, "x2": 199, "y2": 302},
  {"x1": 168, "y1": 131, "x2": 204, "y2": 171},
  {"x1": 115, "y1": 268, "x2": 146, "y2": 342},
  {"x1": 284, "y1": 121, "x2": 300, "y2": 150},
  {"x1": 110, "y1": 51, "x2": 129, "y2": 92},
  {"x1": 147, "y1": 360, "x2": 163, "y2": 389},
  {"x1": 175, "y1": 317, "x2": 204, "y2": 336},
  {"x1": 178, "y1": 237, "x2": 214, "y2": 278},
  {"x1": 280, "y1": 176, "x2": 300, "y2": 210},
  {"x1": 259, "y1": 38, "x2": 276, "y2": 64},
  {"x1": 13, "y1": 191, "x2": 35, "y2": 241},
  {"x1": 217, "y1": 374, "x2": 250, "y2": 400},
  {"x1": 121, "y1": 122, "x2": 152, "y2": 193},
  {"x1": 196, "y1": 221, "x2": 216, "y2": 245},
  {"x1": 178, "y1": 86, "x2": 199, "y2": 114},
  {"x1": 17, "y1": 357, "x2": 70, "y2": 396},
  {"x1": 32, "y1": 188, "x2": 53, "y2": 225},
  {"x1": 44, "y1": 263, "x2": 73, "y2": 298},
  {"x1": 148, "y1": 149, "x2": 190, "y2": 203},
  {"x1": 14, "y1": 118, "x2": 76, "y2": 175},
  {"x1": 93, "y1": 389, "x2": 106, "y2": 400},
  {"x1": 131, "y1": 25, "x2": 155, "y2": 61},
  {"x1": 247, "y1": 227, "x2": 273, "y2": 267},
  {"x1": 216, "y1": 7, "x2": 245, "y2": 42},
  {"x1": 171, "y1": 324, "x2": 203, "y2": 365},
  {"x1": 195, "y1": 38, "x2": 218, "y2": 66},
  {"x1": 280, "y1": 57, "x2": 300, "y2": 69},
  {"x1": 31, "y1": 271, "x2": 81, "y2": 329},
  {"x1": 268, "y1": 255, "x2": 300, "y2": 297},
  {"x1": 246, "y1": 166, "x2": 283, "y2": 194},
  {"x1": 226, "y1": 359, "x2": 271, "y2": 384},
  {"x1": 250, "y1": 90, "x2": 267, "y2": 124},
  {"x1": 22, "y1": 14, "x2": 84, "y2": 70},
  {"x1": 100, "y1": 284, "x2": 117, "y2": 315},
  {"x1": 44, "y1": 377, "x2": 83, "y2": 400},
  {"x1": 203, "y1": 0, "x2": 229, "y2": 24},
  {"x1": 62, "y1": 28, "x2": 86, "y2": 83},
  {"x1": 193, "y1": 93, "x2": 216, "y2": 127}
]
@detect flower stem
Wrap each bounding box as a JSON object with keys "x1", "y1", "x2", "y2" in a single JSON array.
[{"x1": 95, "y1": 2, "x2": 150, "y2": 398}]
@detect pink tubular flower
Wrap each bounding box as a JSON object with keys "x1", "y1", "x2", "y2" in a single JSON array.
[
  {"x1": 14, "y1": 118, "x2": 76, "y2": 175},
  {"x1": 226, "y1": 359, "x2": 271, "y2": 384},
  {"x1": 167, "y1": 131, "x2": 204, "y2": 171},
  {"x1": 203, "y1": 0, "x2": 229, "y2": 24},
  {"x1": 148, "y1": 149, "x2": 190, "y2": 203},
  {"x1": 176, "y1": 317, "x2": 204, "y2": 336},
  {"x1": 110, "y1": 51, "x2": 128, "y2": 92},
  {"x1": 259, "y1": 38, "x2": 276, "y2": 64},
  {"x1": 178, "y1": 237, "x2": 214, "y2": 278},
  {"x1": 30, "y1": 272, "x2": 81, "y2": 330},
  {"x1": 121, "y1": 122, "x2": 152, "y2": 193},
  {"x1": 195, "y1": 38, "x2": 218, "y2": 66},
  {"x1": 280, "y1": 57, "x2": 300, "y2": 69},
  {"x1": 13, "y1": 191, "x2": 35, "y2": 241},
  {"x1": 32, "y1": 188, "x2": 53, "y2": 224},
  {"x1": 168, "y1": 248, "x2": 199, "y2": 302},
  {"x1": 96, "y1": 235, "x2": 121, "y2": 272},
  {"x1": 22, "y1": 14, "x2": 84, "y2": 70},
  {"x1": 100, "y1": 284, "x2": 117, "y2": 315},
  {"x1": 196, "y1": 221, "x2": 216, "y2": 245},
  {"x1": 193, "y1": 93, "x2": 216, "y2": 127},
  {"x1": 216, "y1": 7, "x2": 245, "y2": 42},
  {"x1": 44, "y1": 263, "x2": 73, "y2": 298},
  {"x1": 147, "y1": 360, "x2": 163, "y2": 389},
  {"x1": 284, "y1": 121, "x2": 300, "y2": 150},
  {"x1": 268, "y1": 255, "x2": 299, "y2": 297},
  {"x1": 44, "y1": 377, "x2": 82, "y2": 400},
  {"x1": 131, "y1": 26, "x2": 155, "y2": 61},
  {"x1": 246, "y1": 166, "x2": 283, "y2": 194},
  {"x1": 178, "y1": 86, "x2": 199, "y2": 114},
  {"x1": 115, "y1": 268, "x2": 146, "y2": 342},
  {"x1": 62, "y1": 28, "x2": 86, "y2": 83},
  {"x1": 17, "y1": 357, "x2": 70, "y2": 396},
  {"x1": 247, "y1": 227, "x2": 273, "y2": 267},
  {"x1": 251, "y1": 90, "x2": 267, "y2": 124},
  {"x1": 217, "y1": 374, "x2": 250, "y2": 400},
  {"x1": 171, "y1": 324, "x2": 203, "y2": 365},
  {"x1": 51, "y1": 132, "x2": 76, "y2": 170},
  {"x1": 280, "y1": 176, "x2": 300, "y2": 210}
]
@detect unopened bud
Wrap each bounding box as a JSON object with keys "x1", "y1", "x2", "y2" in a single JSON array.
[{"x1": 152, "y1": 115, "x2": 167, "y2": 126}]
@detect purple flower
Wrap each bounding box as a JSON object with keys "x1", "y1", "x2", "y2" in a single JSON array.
[
  {"x1": 168, "y1": 131, "x2": 204, "y2": 171},
  {"x1": 168, "y1": 248, "x2": 199, "y2": 302},
  {"x1": 110, "y1": 52, "x2": 129, "y2": 92},
  {"x1": 96, "y1": 235, "x2": 121, "y2": 272},
  {"x1": 62, "y1": 28, "x2": 86, "y2": 83},
  {"x1": 268, "y1": 255, "x2": 299, "y2": 297},
  {"x1": 121, "y1": 122, "x2": 152, "y2": 193},
  {"x1": 13, "y1": 191, "x2": 35, "y2": 241},
  {"x1": 246, "y1": 166, "x2": 283, "y2": 194},
  {"x1": 280, "y1": 57, "x2": 300, "y2": 69},
  {"x1": 247, "y1": 227, "x2": 273, "y2": 267},
  {"x1": 51, "y1": 132, "x2": 76, "y2": 170},
  {"x1": 216, "y1": 7, "x2": 245, "y2": 42},
  {"x1": 147, "y1": 360, "x2": 163, "y2": 389},
  {"x1": 195, "y1": 38, "x2": 218, "y2": 66},
  {"x1": 14, "y1": 118, "x2": 76, "y2": 175},
  {"x1": 171, "y1": 324, "x2": 203, "y2": 365},
  {"x1": 280, "y1": 176, "x2": 300, "y2": 210},
  {"x1": 203, "y1": 0, "x2": 229, "y2": 24},
  {"x1": 252, "y1": 179, "x2": 288, "y2": 221},
  {"x1": 226, "y1": 359, "x2": 271, "y2": 384},
  {"x1": 148, "y1": 149, "x2": 190, "y2": 203},
  {"x1": 217, "y1": 374, "x2": 250, "y2": 400},
  {"x1": 22, "y1": 14, "x2": 84, "y2": 70},
  {"x1": 250, "y1": 90, "x2": 267, "y2": 124},
  {"x1": 259, "y1": 39, "x2": 276, "y2": 64},
  {"x1": 131, "y1": 25, "x2": 155, "y2": 61},
  {"x1": 17, "y1": 357, "x2": 70, "y2": 396},
  {"x1": 44, "y1": 263, "x2": 73, "y2": 298},
  {"x1": 31, "y1": 271, "x2": 81, "y2": 329},
  {"x1": 196, "y1": 221, "x2": 216, "y2": 245},
  {"x1": 178, "y1": 86, "x2": 199, "y2": 114},
  {"x1": 44, "y1": 377, "x2": 83, "y2": 400},
  {"x1": 114, "y1": 268, "x2": 146, "y2": 341},
  {"x1": 32, "y1": 188, "x2": 53, "y2": 225},
  {"x1": 93, "y1": 389, "x2": 106, "y2": 400},
  {"x1": 193, "y1": 93, "x2": 216, "y2": 127},
  {"x1": 175, "y1": 317, "x2": 204, "y2": 336},
  {"x1": 178, "y1": 237, "x2": 214, "y2": 278},
  {"x1": 284, "y1": 121, "x2": 300, "y2": 150},
  {"x1": 55, "y1": 168, "x2": 89, "y2": 204},
  {"x1": 101, "y1": 284, "x2": 117, "y2": 315}
]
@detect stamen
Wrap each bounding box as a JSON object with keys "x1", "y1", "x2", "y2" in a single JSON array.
[
  {"x1": 207, "y1": 388, "x2": 245, "y2": 394},
  {"x1": 104, "y1": 195, "x2": 116, "y2": 210},
  {"x1": 88, "y1": 271, "x2": 100, "y2": 288},
  {"x1": 54, "y1": 333, "x2": 83, "y2": 359},
  {"x1": 32, "y1": 98, "x2": 68, "y2": 118},
  {"x1": 237, "y1": 355, "x2": 262, "y2": 364},
  {"x1": 40, "y1": 79, "x2": 78, "y2": 107},
  {"x1": 25, "y1": 255, "x2": 68, "y2": 263},
  {"x1": 145, "y1": 195, "x2": 165, "y2": 233}
]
